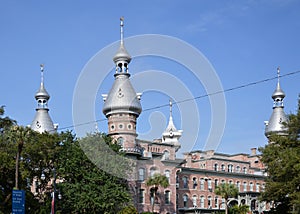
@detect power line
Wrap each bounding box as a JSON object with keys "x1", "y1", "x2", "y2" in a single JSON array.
[{"x1": 57, "y1": 69, "x2": 300, "y2": 131}]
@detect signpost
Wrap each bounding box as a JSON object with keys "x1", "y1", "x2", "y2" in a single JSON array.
[{"x1": 12, "y1": 190, "x2": 25, "y2": 214}]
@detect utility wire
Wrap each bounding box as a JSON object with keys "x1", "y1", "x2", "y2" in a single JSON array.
[{"x1": 57, "y1": 70, "x2": 300, "y2": 131}]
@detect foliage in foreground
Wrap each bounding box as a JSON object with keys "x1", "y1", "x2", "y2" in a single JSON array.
[{"x1": 259, "y1": 96, "x2": 300, "y2": 213}]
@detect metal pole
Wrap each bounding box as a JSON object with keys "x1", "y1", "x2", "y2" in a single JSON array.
[{"x1": 52, "y1": 168, "x2": 56, "y2": 214}]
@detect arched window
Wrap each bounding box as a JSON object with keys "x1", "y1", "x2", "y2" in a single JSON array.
[
  {"x1": 236, "y1": 165, "x2": 241, "y2": 173},
  {"x1": 163, "y1": 150, "x2": 170, "y2": 160},
  {"x1": 200, "y1": 196, "x2": 205, "y2": 208},
  {"x1": 183, "y1": 194, "x2": 188, "y2": 208},
  {"x1": 138, "y1": 189, "x2": 145, "y2": 203},
  {"x1": 208, "y1": 179, "x2": 212, "y2": 190},
  {"x1": 208, "y1": 196, "x2": 212, "y2": 208},
  {"x1": 214, "y1": 196, "x2": 219, "y2": 208},
  {"x1": 183, "y1": 177, "x2": 188, "y2": 188},
  {"x1": 214, "y1": 179, "x2": 219, "y2": 188},
  {"x1": 243, "y1": 167, "x2": 247, "y2": 174},
  {"x1": 165, "y1": 170, "x2": 170, "y2": 183},
  {"x1": 200, "y1": 178, "x2": 204, "y2": 190},
  {"x1": 250, "y1": 182, "x2": 254, "y2": 191},
  {"x1": 243, "y1": 182, "x2": 247, "y2": 191},
  {"x1": 214, "y1": 163, "x2": 218, "y2": 171},
  {"x1": 193, "y1": 177, "x2": 197, "y2": 189},
  {"x1": 192, "y1": 195, "x2": 197, "y2": 206},
  {"x1": 221, "y1": 164, "x2": 225, "y2": 171},
  {"x1": 256, "y1": 183, "x2": 260, "y2": 192},
  {"x1": 150, "y1": 167, "x2": 158, "y2": 177},
  {"x1": 228, "y1": 164, "x2": 233, "y2": 172},
  {"x1": 165, "y1": 190, "x2": 170, "y2": 204},
  {"x1": 138, "y1": 168, "x2": 145, "y2": 181},
  {"x1": 117, "y1": 137, "x2": 124, "y2": 147},
  {"x1": 236, "y1": 181, "x2": 240, "y2": 191}
]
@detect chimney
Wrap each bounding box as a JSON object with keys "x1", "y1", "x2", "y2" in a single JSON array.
[{"x1": 251, "y1": 148, "x2": 257, "y2": 156}]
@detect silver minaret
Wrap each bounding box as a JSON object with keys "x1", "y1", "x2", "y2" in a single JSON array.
[{"x1": 31, "y1": 64, "x2": 57, "y2": 133}]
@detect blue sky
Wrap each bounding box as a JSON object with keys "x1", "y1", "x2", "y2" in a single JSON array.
[{"x1": 1, "y1": 0, "x2": 299, "y2": 155}]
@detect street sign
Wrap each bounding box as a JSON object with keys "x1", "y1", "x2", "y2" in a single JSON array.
[{"x1": 12, "y1": 190, "x2": 25, "y2": 214}]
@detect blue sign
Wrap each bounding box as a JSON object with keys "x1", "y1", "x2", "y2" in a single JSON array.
[{"x1": 12, "y1": 190, "x2": 25, "y2": 214}]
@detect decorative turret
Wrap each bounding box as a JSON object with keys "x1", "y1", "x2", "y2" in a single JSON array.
[
  {"x1": 265, "y1": 67, "x2": 288, "y2": 138},
  {"x1": 102, "y1": 17, "x2": 142, "y2": 156},
  {"x1": 162, "y1": 100, "x2": 182, "y2": 151},
  {"x1": 31, "y1": 65, "x2": 57, "y2": 133}
]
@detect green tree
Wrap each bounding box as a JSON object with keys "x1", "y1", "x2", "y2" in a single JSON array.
[
  {"x1": 56, "y1": 132, "x2": 132, "y2": 213},
  {"x1": 259, "y1": 97, "x2": 300, "y2": 213},
  {"x1": 146, "y1": 173, "x2": 169, "y2": 214},
  {"x1": 215, "y1": 183, "x2": 239, "y2": 214},
  {"x1": 229, "y1": 204, "x2": 249, "y2": 214}
]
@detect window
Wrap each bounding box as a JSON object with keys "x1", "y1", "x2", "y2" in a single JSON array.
[
  {"x1": 200, "y1": 178, "x2": 204, "y2": 190},
  {"x1": 214, "y1": 163, "x2": 218, "y2": 171},
  {"x1": 150, "y1": 188, "x2": 155, "y2": 205},
  {"x1": 138, "y1": 168, "x2": 145, "y2": 181},
  {"x1": 193, "y1": 177, "x2": 197, "y2": 189},
  {"x1": 165, "y1": 170, "x2": 170, "y2": 183},
  {"x1": 163, "y1": 150, "x2": 170, "y2": 160},
  {"x1": 214, "y1": 179, "x2": 219, "y2": 188},
  {"x1": 165, "y1": 191, "x2": 170, "y2": 204},
  {"x1": 192, "y1": 195, "x2": 197, "y2": 206},
  {"x1": 243, "y1": 182, "x2": 247, "y2": 191},
  {"x1": 236, "y1": 165, "x2": 241, "y2": 173},
  {"x1": 183, "y1": 194, "x2": 188, "y2": 208},
  {"x1": 221, "y1": 164, "x2": 225, "y2": 171},
  {"x1": 228, "y1": 164, "x2": 233, "y2": 172},
  {"x1": 208, "y1": 196, "x2": 212, "y2": 208},
  {"x1": 200, "y1": 196, "x2": 205, "y2": 208},
  {"x1": 250, "y1": 182, "x2": 254, "y2": 191},
  {"x1": 117, "y1": 137, "x2": 124, "y2": 147},
  {"x1": 221, "y1": 199, "x2": 225, "y2": 209},
  {"x1": 243, "y1": 167, "x2": 247, "y2": 174},
  {"x1": 208, "y1": 179, "x2": 212, "y2": 190},
  {"x1": 229, "y1": 180, "x2": 233, "y2": 185},
  {"x1": 236, "y1": 181, "x2": 240, "y2": 191},
  {"x1": 256, "y1": 183, "x2": 260, "y2": 192},
  {"x1": 183, "y1": 177, "x2": 188, "y2": 188},
  {"x1": 150, "y1": 167, "x2": 157, "y2": 177},
  {"x1": 221, "y1": 179, "x2": 225, "y2": 184},
  {"x1": 139, "y1": 189, "x2": 145, "y2": 203},
  {"x1": 215, "y1": 196, "x2": 219, "y2": 208}
]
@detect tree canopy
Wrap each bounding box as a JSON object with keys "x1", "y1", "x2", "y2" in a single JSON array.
[
  {"x1": 259, "y1": 96, "x2": 300, "y2": 213},
  {"x1": 0, "y1": 106, "x2": 133, "y2": 213},
  {"x1": 214, "y1": 183, "x2": 239, "y2": 214}
]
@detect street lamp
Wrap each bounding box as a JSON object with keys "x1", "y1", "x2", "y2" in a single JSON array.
[{"x1": 41, "y1": 168, "x2": 61, "y2": 214}]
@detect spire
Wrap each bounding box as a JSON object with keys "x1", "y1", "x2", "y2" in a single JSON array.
[
  {"x1": 271, "y1": 67, "x2": 286, "y2": 107},
  {"x1": 31, "y1": 64, "x2": 57, "y2": 133},
  {"x1": 162, "y1": 99, "x2": 182, "y2": 149},
  {"x1": 165, "y1": 99, "x2": 177, "y2": 134},
  {"x1": 113, "y1": 17, "x2": 131, "y2": 74},
  {"x1": 265, "y1": 67, "x2": 287, "y2": 138},
  {"x1": 35, "y1": 64, "x2": 50, "y2": 107}
]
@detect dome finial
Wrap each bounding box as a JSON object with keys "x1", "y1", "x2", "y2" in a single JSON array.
[
  {"x1": 40, "y1": 64, "x2": 44, "y2": 85},
  {"x1": 277, "y1": 66, "x2": 280, "y2": 84},
  {"x1": 169, "y1": 99, "x2": 173, "y2": 118},
  {"x1": 120, "y1": 16, "x2": 124, "y2": 45}
]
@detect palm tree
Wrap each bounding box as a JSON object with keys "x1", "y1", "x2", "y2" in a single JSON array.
[
  {"x1": 146, "y1": 173, "x2": 169, "y2": 214},
  {"x1": 214, "y1": 183, "x2": 238, "y2": 214}
]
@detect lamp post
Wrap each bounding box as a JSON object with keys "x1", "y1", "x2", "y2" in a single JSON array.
[{"x1": 41, "y1": 168, "x2": 61, "y2": 214}]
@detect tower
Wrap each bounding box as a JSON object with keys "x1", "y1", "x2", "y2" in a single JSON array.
[
  {"x1": 31, "y1": 64, "x2": 57, "y2": 133},
  {"x1": 161, "y1": 100, "x2": 182, "y2": 151},
  {"x1": 265, "y1": 67, "x2": 288, "y2": 138},
  {"x1": 102, "y1": 17, "x2": 142, "y2": 155}
]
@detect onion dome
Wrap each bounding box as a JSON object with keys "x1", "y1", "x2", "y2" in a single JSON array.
[
  {"x1": 102, "y1": 17, "x2": 142, "y2": 117},
  {"x1": 265, "y1": 67, "x2": 288, "y2": 137},
  {"x1": 31, "y1": 65, "x2": 57, "y2": 133}
]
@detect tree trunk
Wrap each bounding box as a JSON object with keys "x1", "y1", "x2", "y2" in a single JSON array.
[
  {"x1": 15, "y1": 149, "x2": 19, "y2": 189},
  {"x1": 225, "y1": 199, "x2": 228, "y2": 214}
]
